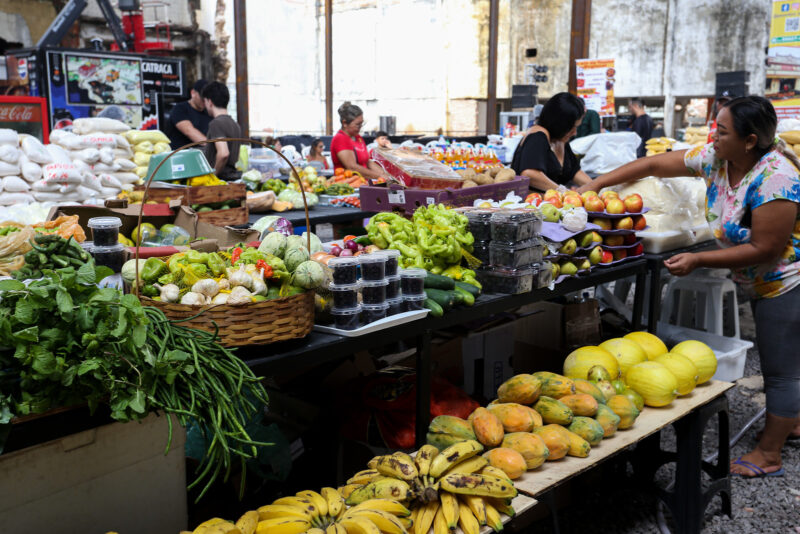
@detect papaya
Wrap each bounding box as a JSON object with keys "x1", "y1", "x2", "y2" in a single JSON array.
[
  {"x1": 428, "y1": 415, "x2": 476, "y2": 441},
  {"x1": 594, "y1": 404, "x2": 621, "y2": 437},
  {"x1": 593, "y1": 380, "x2": 617, "y2": 402},
  {"x1": 573, "y1": 379, "x2": 606, "y2": 405},
  {"x1": 533, "y1": 372, "x2": 576, "y2": 398},
  {"x1": 557, "y1": 394, "x2": 599, "y2": 417},
  {"x1": 469, "y1": 407, "x2": 505, "y2": 448},
  {"x1": 621, "y1": 387, "x2": 645, "y2": 411},
  {"x1": 549, "y1": 425, "x2": 591, "y2": 458},
  {"x1": 488, "y1": 403, "x2": 535, "y2": 433},
  {"x1": 523, "y1": 405, "x2": 544, "y2": 429},
  {"x1": 497, "y1": 374, "x2": 542, "y2": 405},
  {"x1": 533, "y1": 396, "x2": 573, "y2": 425},
  {"x1": 483, "y1": 447, "x2": 527, "y2": 479},
  {"x1": 568, "y1": 416, "x2": 605, "y2": 446},
  {"x1": 532, "y1": 425, "x2": 569, "y2": 460},
  {"x1": 606, "y1": 395, "x2": 640, "y2": 429},
  {"x1": 502, "y1": 432, "x2": 549, "y2": 470}
]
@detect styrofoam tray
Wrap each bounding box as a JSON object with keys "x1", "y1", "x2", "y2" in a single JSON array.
[
  {"x1": 586, "y1": 207, "x2": 650, "y2": 219},
  {"x1": 656, "y1": 322, "x2": 753, "y2": 382},
  {"x1": 638, "y1": 224, "x2": 713, "y2": 254},
  {"x1": 314, "y1": 309, "x2": 429, "y2": 337}
]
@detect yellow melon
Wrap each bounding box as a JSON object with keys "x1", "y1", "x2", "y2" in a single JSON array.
[
  {"x1": 563, "y1": 346, "x2": 620, "y2": 380},
  {"x1": 625, "y1": 361, "x2": 679, "y2": 407},
  {"x1": 599, "y1": 338, "x2": 648, "y2": 378},
  {"x1": 624, "y1": 331, "x2": 668, "y2": 360},
  {"x1": 670, "y1": 340, "x2": 717, "y2": 384},
  {"x1": 656, "y1": 352, "x2": 699, "y2": 395}
]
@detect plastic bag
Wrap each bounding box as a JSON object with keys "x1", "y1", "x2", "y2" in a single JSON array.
[
  {"x1": 70, "y1": 148, "x2": 101, "y2": 164},
  {"x1": 134, "y1": 141, "x2": 155, "y2": 154},
  {"x1": 42, "y1": 163, "x2": 84, "y2": 184},
  {"x1": 80, "y1": 133, "x2": 117, "y2": 149},
  {"x1": 81, "y1": 175, "x2": 103, "y2": 192},
  {"x1": 133, "y1": 152, "x2": 151, "y2": 167},
  {"x1": 0, "y1": 129, "x2": 19, "y2": 146},
  {"x1": 571, "y1": 132, "x2": 641, "y2": 174},
  {"x1": 91, "y1": 162, "x2": 119, "y2": 174},
  {"x1": 125, "y1": 130, "x2": 169, "y2": 145},
  {"x1": 371, "y1": 146, "x2": 462, "y2": 188},
  {"x1": 113, "y1": 146, "x2": 134, "y2": 159},
  {"x1": 114, "y1": 158, "x2": 136, "y2": 171},
  {"x1": 45, "y1": 144, "x2": 72, "y2": 164},
  {"x1": 32, "y1": 191, "x2": 80, "y2": 203},
  {"x1": 20, "y1": 135, "x2": 52, "y2": 165},
  {"x1": 0, "y1": 145, "x2": 20, "y2": 164},
  {"x1": 18, "y1": 153, "x2": 42, "y2": 183},
  {"x1": 49, "y1": 129, "x2": 84, "y2": 150},
  {"x1": 112, "y1": 172, "x2": 140, "y2": 184},
  {"x1": 99, "y1": 146, "x2": 115, "y2": 165},
  {"x1": 2, "y1": 176, "x2": 29, "y2": 192},
  {"x1": 0, "y1": 161, "x2": 21, "y2": 177},
  {"x1": 72, "y1": 117, "x2": 130, "y2": 134},
  {"x1": 0, "y1": 192, "x2": 34, "y2": 205},
  {"x1": 99, "y1": 173, "x2": 123, "y2": 189}
]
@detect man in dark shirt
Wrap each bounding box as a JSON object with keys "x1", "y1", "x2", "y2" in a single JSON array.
[
  {"x1": 201, "y1": 81, "x2": 242, "y2": 180},
  {"x1": 166, "y1": 79, "x2": 211, "y2": 150},
  {"x1": 629, "y1": 98, "x2": 654, "y2": 158}
]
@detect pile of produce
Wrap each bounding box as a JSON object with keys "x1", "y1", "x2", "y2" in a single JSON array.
[
  {"x1": 422, "y1": 272, "x2": 480, "y2": 317},
  {"x1": 0, "y1": 223, "x2": 34, "y2": 275},
  {"x1": 120, "y1": 222, "x2": 191, "y2": 247},
  {"x1": 644, "y1": 137, "x2": 676, "y2": 156},
  {"x1": 12, "y1": 234, "x2": 91, "y2": 280},
  {"x1": 683, "y1": 126, "x2": 709, "y2": 146},
  {"x1": 779, "y1": 130, "x2": 800, "y2": 158},
  {"x1": 454, "y1": 166, "x2": 516, "y2": 188},
  {"x1": 0, "y1": 262, "x2": 270, "y2": 500},
  {"x1": 366, "y1": 204, "x2": 480, "y2": 287},
  {"x1": 331, "y1": 167, "x2": 370, "y2": 188},
  {"x1": 433, "y1": 146, "x2": 504, "y2": 174},
  {"x1": 287, "y1": 166, "x2": 328, "y2": 194}
]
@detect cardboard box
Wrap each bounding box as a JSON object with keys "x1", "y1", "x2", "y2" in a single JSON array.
[
  {"x1": 462, "y1": 322, "x2": 515, "y2": 400},
  {"x1": 513, "y1": 301, "x2": 564, "y2": 351}
]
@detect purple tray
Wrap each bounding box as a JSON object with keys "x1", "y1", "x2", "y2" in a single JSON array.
[
  {"x1": 359, "y1": 176, "x2": 530, "y2": 216},
  {"x1": 600, "y1": 240, "x2": 642, "y2": 251},
  {"x1": 541, "y1": 221, "x2": 603, "y2": 242},
  {"x1": 586, "y1": 207, "x2": 650, "y2": 219},
  {"x1": 595, "y1": 252, "x2": 645, "y2": 267},
  {"x1": 597, "y1": 227, "x2": 645, "y2": 236}
]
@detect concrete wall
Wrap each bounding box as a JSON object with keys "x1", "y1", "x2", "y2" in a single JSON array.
[{"x1": 0, "y1": 0, "x2": 56, "y2": 45}]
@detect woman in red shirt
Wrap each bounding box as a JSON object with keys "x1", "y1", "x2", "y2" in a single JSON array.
[{"x1": 330, "y1": 102, "x2": 387, "y2": 180}]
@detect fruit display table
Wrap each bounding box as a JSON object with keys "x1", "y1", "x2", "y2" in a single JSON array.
[{"x1": 248, "y1": 206, "x2": 376, "y2": 229}]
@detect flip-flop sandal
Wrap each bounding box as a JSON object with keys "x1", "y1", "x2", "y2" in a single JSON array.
[{"x1": 731, "y1": 457, "x2": 785, "y2": 478}]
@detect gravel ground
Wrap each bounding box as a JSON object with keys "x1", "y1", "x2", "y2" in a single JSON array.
[{"x1": 527, "y1": 297, "x2": 800, "y2": 533}]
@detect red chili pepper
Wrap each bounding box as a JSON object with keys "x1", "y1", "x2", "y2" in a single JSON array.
[
  {"x1": 231, "y1": 247, "x2": 243, "y2": 264},
  {"x1": 255, "y1": 259, "x2": 274, "y2": 278}
]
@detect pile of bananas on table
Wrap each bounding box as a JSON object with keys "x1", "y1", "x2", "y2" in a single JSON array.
[
  {"x1": 191, "y1": 440, "x2": 517, "y2": 534},
  {"x1": 645, "y1": 137, "x2": 676, "y2": 156}
]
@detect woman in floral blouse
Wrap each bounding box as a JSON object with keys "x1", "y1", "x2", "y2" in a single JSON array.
[{"x1": 578, "y1": 96, "x2": 800, "y2": 478}]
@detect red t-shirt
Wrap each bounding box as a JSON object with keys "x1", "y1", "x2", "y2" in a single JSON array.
[{"x1": 331, "y1": 130, "x2": 369, "y2": 169}]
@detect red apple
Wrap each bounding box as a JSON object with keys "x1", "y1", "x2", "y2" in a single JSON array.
[
  {"x1": 600, "y1": 190, "x2": 619, "y2": 202},
  {"x1": 623, "y1": 193, "x2": 644, "y2": 213},
  {"x1": 633, "y1": 215, "x2": 647, "y2": 231},
  {"x1": 547, "y1": 195, "x2": 563, "y2": 209},
  {"x1": 592, "y1": 218, "x2": 613, "y2": 230},
  {"x1": 563, "y1": 195, "x2": 583, "y2": 208},
  {"x1": 605, "y1": 198, "x2": 625, "y2": 215},
  {"x1": 584, "y1": 196, "x2": 606, "y2": 212},
  {"x1": 605, "y1": 235, "x2": 624, "y2": 246},
  {"x1": 601, "y1": 250, "x2": 614, "y2": 264},
  {"x1": 613, "y1": 249, "x2": 628, "y2": 261},
  {"x1": 632, "y1": 243, "x2": 644, "y2": 256},
  {"x1": 581, "y1": 191, "x2": 599, "y2": 202},
  {"x1": 544, "y1": 189, "x2": 561, "y2": 202},
  {"x1": 623, "y1": 233, "x2": 637, "y2": 245},
  {"x1": 525, "y1": 192, "x2": 543, "y2": 206},
  {"x1": 615, "y1": 216, "x2": 634, "y2": 230}
]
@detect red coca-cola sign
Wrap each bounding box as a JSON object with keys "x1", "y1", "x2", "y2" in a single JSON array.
[
  {"x1": 0, "y1": 104, "x2": 40, "y2": 122},
  {"x1": 0, "y1": 96, "x2": 49, "y2": 143}
]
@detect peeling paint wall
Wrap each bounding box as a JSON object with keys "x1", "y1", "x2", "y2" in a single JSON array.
[{"x1": 0, "y1": 0, "x2": 56, "y2": 45}]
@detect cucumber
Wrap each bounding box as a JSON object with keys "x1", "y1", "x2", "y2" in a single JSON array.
[
  {"x1": 455, "y1": 281, "x2": 480, "y2": 298},
  {"x1": 453, "y1": 285, "x2": 475, "y2": 306},
  {"x1": 424, "y1": 272, "x2": 455, "y2": 290},
  {"x1": 425, "y1": 298, "x2": 444, "y2": 317},
  {"x1": 424, "y1": 288, "x2": 455, "y2": 311}
]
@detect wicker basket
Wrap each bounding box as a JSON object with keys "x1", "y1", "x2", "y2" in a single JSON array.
[{"x1": 134, "y1": 138, "x2": 316, "y2": 346}]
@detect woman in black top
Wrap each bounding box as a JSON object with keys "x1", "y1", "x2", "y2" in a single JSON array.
[{"x1": 511, "y1": 92, "x2": 593, "y2": 191}]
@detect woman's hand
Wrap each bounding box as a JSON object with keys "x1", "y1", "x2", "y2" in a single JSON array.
[
  {"x1": 575, "y1": 181, "x2": 601, "y2": 194},
  {"x1": 664, "y1": 253, "x2": 699, "y2": 276}
]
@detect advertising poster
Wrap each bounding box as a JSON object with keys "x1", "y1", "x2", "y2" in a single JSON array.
[
  {"x1": 767, "y1": 0, "x2": 800, "y2": 118},
  {"x1": 575, "y1": 58, "x2": 616, "y2": 117}
]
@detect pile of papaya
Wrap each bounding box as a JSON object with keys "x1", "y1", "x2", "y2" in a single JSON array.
[{"x1": 422, "y1": 272, "x2": 480, "y2": 317}]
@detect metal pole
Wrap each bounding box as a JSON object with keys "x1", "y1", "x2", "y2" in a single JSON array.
[
  {"x1": 233, "y1": 0, "x2": 249, "y2": 138},
  {"x1": 486, "y1": 0, "x2": 499, "y2": 134},
  {"x1": 325, "y1": 0, "x2": 333, "y2": 135},
  {"x1": 568, "y1": 0, "x2": 591, "y2": 94}
]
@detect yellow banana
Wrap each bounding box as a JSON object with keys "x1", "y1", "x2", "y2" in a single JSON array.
[
  {"x1": 429, "y1": 440, "x2": 484, "y2": 478},
  {"x1": 345, "y1": 478, "x2": 411, "y2": 506},
  {"x1": 345, "y1": 509, "x2": 407, "y2": 534},
  {"x1": 484, "y1": 501, "x2": 504, "y2": 531},
  {"x1": 321, "y1": 487, "x2": 344, "y2": 518},
  {"x1": 375, "y1": 454, "x2": 419, "y2": 481},
  {"x1": 339, "y1": 484, "x2": 361, "y2": 499},
  {"x1": 257, "y1": 504, "x2": 312, "y2": 521},
  {"x1": 254, "y1": 518, "x2": 309, "y2": 534},
  {"x1": 407, "y1": 507, "x2": 419, "y2": 534},
  {"x1": 195, "y1": 518, "x2": 227, "y2": 531},
  {"x1": 458, "y1": 502, "x2": 481, "y2": 534},
  {"x1": 439, "y1": 491, "x2": 459, "y2": 529},
  {"x1": 398, "y1": 515, "x2": 413, "y2": 531},
  {"x1": 339, "y1": 516, "x2": 382, "y2": 534},
  {"x1": 461, "y1": 495, "x2": 487, "y2": 525},
  {"x1": 481, "y1": 466, "x2": 512, "y2": 483},
  {"x1": 348, "y1": 469, "x2": 381, "y2": 485},
  {"x1": 297, "y1": 490, "x2": 328, "y2": 518},
  {"x1": 307, "y1": 529, "x2": 326, "y2": 534},
  {"x1": 393, "y1": 451, "x2": 415, "y2": 463},
  {"x1": 433, "y1": 503, "x2": 449, "y2": 534},
  {"x1": 367, "y1": 456, "x2": 382, "y2": 469},
  {"x1": 486, "y1": 498, "x2": 515, "y2": 518},
  {"x1": 235, "y1": 511, "x2": 259, "y2": 534},
  {"x1": 202, "y1": 521, "x2": 240, "y2": 534},
  {"x1": 346, "y1": 499, "x2": 411, "y2": 517},
  {"x1": 415, "y1": 500, "x2": 438, "y2": 534},
  {"x1": 326, "y1": 524, "x2": 347, "y2": 534},
  {"x1": 414, "y1": 444, "x2": 439, "y2": 477},
  {"x1": 272, "y1": 497, "x2": 319, "y2": 517},
  {"x1": 439, "y1": 473, "x2": 517, "y2": 499},
  {"x1": 443, "y1": 455, "x2": 488, "y2": 476}
]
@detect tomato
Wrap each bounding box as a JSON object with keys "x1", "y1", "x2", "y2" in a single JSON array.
[
  {"x1": 344, "y1": 170, "x2": 353, "y2": 178},
  {"x1": 334, "y1": 167, "x2": 345, "y2": 175},
  {"x1": 342, "y1": 234, "x2": 357, "y2": 242}
]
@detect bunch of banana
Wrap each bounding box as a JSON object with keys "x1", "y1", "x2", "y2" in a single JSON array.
[
  {"x1": 645, "y1": 137, "x2": 676, "y2": 157},
  {"x1": 191, "y1": 489, "x2": 411, "y2": 534},
  {"x1": 345, "y1": 441, "x2": 518, "y2": 534}
]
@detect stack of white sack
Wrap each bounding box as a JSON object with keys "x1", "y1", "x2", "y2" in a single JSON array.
[
  {"x1": 125, "y1": 129, "x2": 171, "y2": 180},
  {"x1": 0, "y1": 128, "x2": 43, "y2": 205}
]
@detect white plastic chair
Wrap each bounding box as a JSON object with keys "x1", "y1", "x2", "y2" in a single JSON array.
[{"x1": 661, "y1": 271, "x2": 740, "y2": 338}]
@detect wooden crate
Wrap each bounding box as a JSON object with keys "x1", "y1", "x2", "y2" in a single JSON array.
[
  {"x1": 195, "y1": 206, "x2": 249, "y2": 226},
  {"x1": 135, "y1": 184, "x2": 246, "y2": 206}
]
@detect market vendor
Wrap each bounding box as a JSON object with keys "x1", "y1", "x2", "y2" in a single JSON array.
[
  {"x1": 578, "y1": 96, "x2": 800, "y2": 479},
  {"x1": 165, "y1": 79, "x2": 211, "y2": 150},
  {"x1": 511, "y1": 92, "x2": 593, "y2": 191},
  {"x1": 331, "y1": 102, "x2": 387, "y2": 180}
]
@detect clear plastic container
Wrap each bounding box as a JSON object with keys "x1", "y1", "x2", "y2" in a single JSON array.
[
  {"x1": 90, "y1": 244, "x2": 126, "y2": 273},
  {"x1": 386, "y1": 275, "x2": 401, "y2": 299},
  {"x1": 477, "y1": 266, "x2": 534, "y2": 294},
  {"x1": 490, "y1": 210, "x2": 538, "y2": 242},
  {"x1": 378, "y1": 249, "x2": 401, "y2": 277},
  {"x1": 329, "y1": 282, "x2": 360, "y2": 308},
  {"x1": 533, "y1": 261, "x2": 554, "y2": 289},
  {"x1": 465, "y1": 209, "x2": 494, "y2": 241},
  {"x1": 87, "y1": 217, "x2": 122, "y2": 246},
  {"x1": 362, "y1": 302, "x2": 389, "y2": 323},
  {"x1": 328, "y1": 256, "x2": 359, "y2": 285},
  {"x1": 472, "y1": 240, "x2": 491, "y2": 265},
  {"x1": 359, "y1": 253, "x2": 387, "y2": 281},
  {"x1": 403, "y1": 293, "x2": 427, "y2": 311},
  {"x1": 387, "y1": 297, "x2": 404, "y2": 316},
  {"x1": 400, "y1": 268, "x2": 426, "y2": 295},
  {"x1": 361, "y1": 278, "x2": 388, "y2": 304},
  {"x1": 489, "y1": 238, "x2": 545, "y2": 268},
  {"x1": 331, "y1": 305, "x2": 361, "y2": 330}
]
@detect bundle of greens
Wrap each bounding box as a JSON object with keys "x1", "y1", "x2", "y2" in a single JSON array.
[{"x1": 0, "y1": 262, "x2": 270, "y2": 500}]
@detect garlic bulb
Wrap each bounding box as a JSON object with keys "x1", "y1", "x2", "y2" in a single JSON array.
[
  {"x1": 155, "y1": 283, "x2": 180, "y2": 303},
  {"x1": 229, "y1": 265, "x2": 253, "y2": 290},
  {"x1": 218, "y1": 278, "x2": 230, "y2": 290},
  {"x1": 251, "y1": 272, "x2": 267, "y2": 296},
  {"x1": 227, "y1": 285, "x2": 253, "y2": 305},
  {"x1": 180, "y1": 291, "x2": 206, "y2": 306},
  {"x1": 192, "y1": 279, "x2": 220, "y2": 298},
  {"x1": 211, "y1": 293, "x2": 230, "y2": 305}
]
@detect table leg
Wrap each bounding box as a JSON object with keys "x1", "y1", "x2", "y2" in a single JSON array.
[
  {"x1": 648, "y1": 261, "x2": 662, "y2": 334},
  {"x1": 415, "y1": 332, "x2": 432, "y2": 449},
  {"x1": 632, "y1": 269, "x2": 647, "y2": 331}
]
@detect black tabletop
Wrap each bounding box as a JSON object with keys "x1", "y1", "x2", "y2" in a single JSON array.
[{"x1": 249, "y1": 207, "x2": 377, "y2": 229}]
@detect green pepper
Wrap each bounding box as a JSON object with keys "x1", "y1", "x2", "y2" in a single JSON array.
[
  {"x1": 188, "y1": 263, "x2": 207, "y2": 276},
  {"x1": 185, "y1": 250, "x2": 209, "y2": 264},
  {"x1": 168, "y1": 255, "x2": 186, "y2": 274},
  {"x1": 158, "y1": 270, "x2": 183, "y2": 286},
  {"x1": 141, "y1": 284, "x2": 159, "y2": 297},
  {"x1": 238, "y1": 248, "x2": 265, "y2": 265},
  {"x1": 141, "y1": 258, "x2": 168, "y2": 283},
  {"x1": 207, "y1": 252, "x2": 226, "y2": 277}
]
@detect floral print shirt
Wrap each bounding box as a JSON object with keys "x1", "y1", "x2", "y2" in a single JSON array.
[{"x1": 684, "y1": 143, "x2": 800, "y2": 299}]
